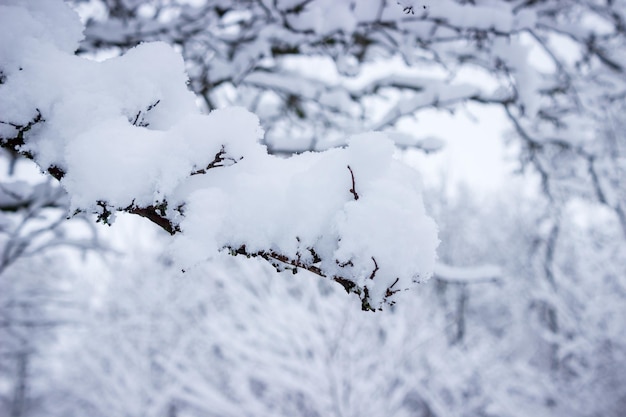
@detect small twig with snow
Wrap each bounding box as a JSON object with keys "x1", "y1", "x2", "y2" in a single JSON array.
[{"x1": 190, "y1": 146, "x2": 238, "y2": 175}]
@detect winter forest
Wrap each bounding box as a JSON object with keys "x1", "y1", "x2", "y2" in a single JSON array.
[{"x1": 1, "y1": 0, "x2": 625, "y2": 416}]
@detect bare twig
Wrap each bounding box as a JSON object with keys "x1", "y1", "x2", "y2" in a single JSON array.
[
  {"x1": 347, "y1": 165, "x2": 359, "y2": 200},
  {"x1": 368, "y1": 257, "x2": 379, "y2": 280}
]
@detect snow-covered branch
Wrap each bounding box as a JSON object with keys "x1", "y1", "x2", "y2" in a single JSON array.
[{"x1": 0, "y1": 0, "x2": 438, "y2": 310}]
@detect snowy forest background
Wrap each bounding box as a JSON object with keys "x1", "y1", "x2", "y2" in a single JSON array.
[{"x1": 1, "y1": 0, "x2": 626, "y2": 416}]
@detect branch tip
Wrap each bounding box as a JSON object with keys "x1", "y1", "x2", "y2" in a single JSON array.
[{"x1": 347, "y1": 165, "x2": 359, "y2": 200}]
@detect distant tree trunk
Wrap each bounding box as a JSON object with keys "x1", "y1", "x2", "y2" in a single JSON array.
[
  {"x1": 453, "y1": 285, "x2": 468, "y2": 345},
  {"x1": 10, "y1": 351, "x2": 29, "y2": 417}
]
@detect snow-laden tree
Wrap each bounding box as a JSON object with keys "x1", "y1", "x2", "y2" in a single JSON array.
[
  {"x1": 74, "y1": 0, "x2": 626, "y2": 236},
  {"x1": 2, "y1": 0, "x2": 626, "y2": 309},
  {"x1": 0, "y1": 0, "x2": 439, "y2": 310}
]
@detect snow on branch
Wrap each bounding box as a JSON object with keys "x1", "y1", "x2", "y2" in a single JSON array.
[{"x1": 0, "y1": 0, "x2": 438, "y2": 310}]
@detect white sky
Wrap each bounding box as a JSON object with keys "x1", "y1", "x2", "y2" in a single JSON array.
[
  {"x1": 400, "y1": 103, "x2": 519, "y2": 195},
  {"x1": 397, "y1": 31, "x2": 573, "y2": 196}
]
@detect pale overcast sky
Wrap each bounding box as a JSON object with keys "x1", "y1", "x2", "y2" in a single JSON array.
[{"x1": 401, "y1": 103, "x2": 518, "y2": 194}]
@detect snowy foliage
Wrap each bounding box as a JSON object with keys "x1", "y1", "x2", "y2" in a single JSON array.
[{"x1": 0, "y1": 0, "x2": 439, "y2": 310}]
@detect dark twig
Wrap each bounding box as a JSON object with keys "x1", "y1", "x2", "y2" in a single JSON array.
[
  {"x1": 128, "y1": 206, "x2": 180, "y2": 235},
  {"x1": 385, "y1": 278, "x2": 401, "y2": 299},
  {"x1": 190, "y1": 146, "x2": 238, "y2": 175},
  {"x1": 131, "y1": 99, "x2": 161, "y2": 127},
  {"x1": 0, "y1": 109, "x2": 43, "y2": 157},
  {"x1": 229, "y1": 245, "x2": 385, "y2": 311},
  {"x1": 368, "y1": 257, "x2": 379, "y2": 280},
  {"x1": 347, "y1": 165, "x2": 359, "y2": 200}
]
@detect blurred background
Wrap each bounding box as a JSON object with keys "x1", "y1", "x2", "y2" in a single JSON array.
[{"x1": 1, "y1": 1, "x2": 625, "y2": 416}]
